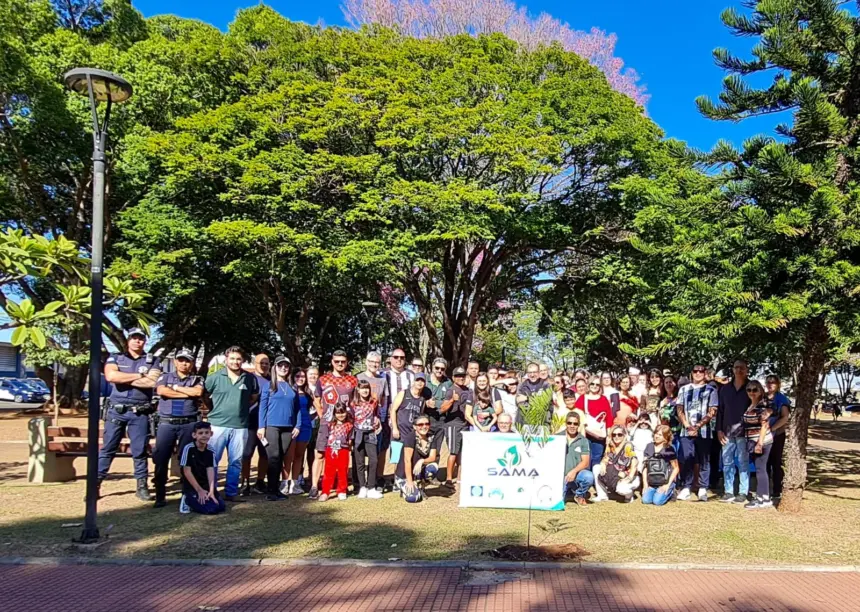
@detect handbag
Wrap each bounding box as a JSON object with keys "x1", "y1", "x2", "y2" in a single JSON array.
[{"x1": 585, "y1": 399, "x2": 607, "y2": 438}]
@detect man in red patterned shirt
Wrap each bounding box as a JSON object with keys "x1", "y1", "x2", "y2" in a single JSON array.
[{"x1": 309, "y1": 350, "x2": 358, "y2": 499}]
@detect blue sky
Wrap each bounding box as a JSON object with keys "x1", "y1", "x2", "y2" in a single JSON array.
[{"x1": 133, "y1": 0, "x2": 785, "y2": 151}]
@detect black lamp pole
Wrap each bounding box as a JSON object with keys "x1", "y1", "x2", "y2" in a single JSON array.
[{"x1": 63, "y1": 68, "x2": 133, "y2": 543}]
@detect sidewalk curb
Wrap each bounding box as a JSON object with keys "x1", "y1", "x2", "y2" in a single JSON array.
[{"x1": 0, "y1": 556, "x2": 857, "y2": 573}]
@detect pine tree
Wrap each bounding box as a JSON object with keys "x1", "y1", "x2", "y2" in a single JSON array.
[{"x1": 624, "y1": 0, "x2": 860, "y2": 512}]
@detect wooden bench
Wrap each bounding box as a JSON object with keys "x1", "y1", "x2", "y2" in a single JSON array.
[{"x1": 27, "y1": 417, "x2": 175, "y2": 484}]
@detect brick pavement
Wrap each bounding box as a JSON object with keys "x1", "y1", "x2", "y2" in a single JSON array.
[{"x1": 0, "y1": 563, "x2": 856, "y2": 611}]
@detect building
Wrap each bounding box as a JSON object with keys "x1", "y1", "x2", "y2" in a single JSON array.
[{"x1": 0, "y1": 342, "x2": 35, "y2": 378}]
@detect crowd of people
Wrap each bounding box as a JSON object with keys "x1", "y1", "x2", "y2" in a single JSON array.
[{"x1": 96, "y1": 329, "x2": 791, "y2": 514}]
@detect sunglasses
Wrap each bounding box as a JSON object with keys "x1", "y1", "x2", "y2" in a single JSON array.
[
  {"x1": 416, "y1": 422, "x2": 431, "y2": 427},
  {"x1": 566, "y1": 421, "x2": 580, "y2": 426},
  {"x1": 333, "y1": 359, "x2": 347, "y2": 364},
  {"x1": 746, "y1": 388, "x2": 761, "y2": 393},
  {"x1": 693, "y1": 368, "x2": 706, "y2": 373},
  {"x1": 589, "y1": 383, "x2": 600, "y2": 387},
  {"x1": 276, "y1": 362, "x2": 290, "y2": 367},
  {"x1": 392, "y1": 355, "x2": 405, "y2": 360},
  {"x1": 412, "y1": 364, "x2": 423, "y2": 368},
  {"x1": 433, "y1": 366, "x2": 444, "y2": 371},
  {"x1": 611, "y1": 433, "x2": 625, "y2": 438}
]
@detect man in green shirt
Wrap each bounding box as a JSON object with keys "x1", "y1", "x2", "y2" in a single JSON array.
[
  {"x1": 425, "y1": 358, "x2": 451, "y2": 433},
  {"x1": 204, "y1": 346, "x2": 259, "y2": 501},
  {"x1": 564, "y1": 413, "x2": 593, "y2": 506}
]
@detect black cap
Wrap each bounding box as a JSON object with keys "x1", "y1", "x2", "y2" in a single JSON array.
[
  {"x1": 452, "y1": 367, "x2": 466, "y2": 377},
  {"x1": 175, "y1": 349, "x2": 194, "y2": 361},
  {"x1": 127, "y1": 327, "x2": 147, "y2": 339}
]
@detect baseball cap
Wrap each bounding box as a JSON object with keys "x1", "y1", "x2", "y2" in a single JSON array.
[
  {"x1": 127, "y1": 327, "x2": 147, "y2": 339},
  {"x1": 274, "y1": 355, "x2": 291, "y2": 366},
  {"x1": 414, "y1": 372, "x2": 426, "y2": 381},
  {"x1": 452, "y1": 366, "x2": 467, "y2": 377},
  {"x1": 175, "y1": 349, "x2": 194, "y2": 361}
]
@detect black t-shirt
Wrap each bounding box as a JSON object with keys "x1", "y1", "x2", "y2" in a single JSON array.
[
  {"x1": 395, "y1": 429, "x2": 443, "y2": 478},
  {"x1": 180, "y1": 442, "x2": 215, "y2": 495},
  {"x1": 644, "y1": 442, "x2": 677, "y2": 463},
  {"x1": 443, "y1": 384, "x2": 472, "y2": 424}
]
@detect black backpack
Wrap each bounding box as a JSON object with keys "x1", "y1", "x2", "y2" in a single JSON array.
[{"x1": 646, "y1": 454, "x2": 672, "y2": 487}]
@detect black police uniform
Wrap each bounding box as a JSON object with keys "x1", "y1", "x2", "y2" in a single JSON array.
[
  {"x1": 98, "y1": 352, "x2": 161, "y2": 491},
  {"x1": 152, "y1": 371, "x2": 202, "y2": 503}
]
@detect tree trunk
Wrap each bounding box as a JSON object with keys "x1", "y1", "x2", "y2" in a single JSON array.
[{"x1": 780, "y1": 317, "x2": 829, "y2": 514}]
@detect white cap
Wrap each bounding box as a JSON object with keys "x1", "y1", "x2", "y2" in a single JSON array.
[{"x1": 628, "y1": 367, "x2": 641, "y2": 375}]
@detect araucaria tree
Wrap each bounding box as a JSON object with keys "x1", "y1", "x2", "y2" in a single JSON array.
[{"x1": 626, "y1": 0, "x2": 860, "y2": 512}]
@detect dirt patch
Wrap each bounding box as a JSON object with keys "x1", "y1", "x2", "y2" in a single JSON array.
[{"x1": 485, "y1": 543, "x2": 591, "y2": 562}]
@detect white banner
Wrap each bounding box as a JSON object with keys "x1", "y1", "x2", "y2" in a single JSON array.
[{"x1": 458, "y1": 431, "x2": 566, "y2": 511}]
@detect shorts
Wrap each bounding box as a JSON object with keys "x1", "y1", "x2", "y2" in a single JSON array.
[
  {"x1": 315, "y1": 421, "x2": 330, "y2": 453},
  {"x1": 296, "y1": 425, "x2": 312, "y2": 444},
  {"x1": 443, "y1": 422, "x2": 468, "y2": 456},
  {"x1": 243, "y1": 426, "x2": 266, "y2": 460}
]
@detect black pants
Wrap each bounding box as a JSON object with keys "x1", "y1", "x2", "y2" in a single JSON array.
[
  {"x1": 768, "y1": 432, "x2": 786, "y2": 497},
  {"x1": 353, "y1": 431, "x2": 378, "y2": 490},
  {"x1": 152, "y1": 421, "x2": 196, "y2": 501},
  {"x1": 265, "y1": 426, "x2": 294, "y2": 493}
]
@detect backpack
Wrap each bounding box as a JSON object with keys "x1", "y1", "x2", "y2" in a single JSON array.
[{"x1": 646, "y1": 453, "x2": 672, "y2": 487}]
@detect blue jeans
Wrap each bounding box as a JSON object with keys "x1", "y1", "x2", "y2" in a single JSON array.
[
  {"x1": 642, "y1": 482, "x2": 675, "y2": 506},
  {"x1": 209, "y1": 426, "x2": 248, "y2": 497},
  {"x1": 721, "y1": 436, "x2": 750, "y2": 496},
  {"x1": 564, "y1": 470, "x2": 594, "y2": 499},
  {"x1": 587, "y1": 438, "x2": 605, "y2": 469}
]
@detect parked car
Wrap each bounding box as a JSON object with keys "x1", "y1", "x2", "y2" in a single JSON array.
[
  {"x1": 844, "y1": 404, "x2": 860, "y2": 413},
  {"x1": 20, "y1": 379, "x2": 51, "y2": 402},
  {"x1": 0, "y1": 379, "x2": 40, "y2": 403}
]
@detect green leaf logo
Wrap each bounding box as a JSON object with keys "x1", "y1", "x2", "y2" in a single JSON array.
[{"x1": 502, "y1": 446, "x2": 521, "y2": 468}]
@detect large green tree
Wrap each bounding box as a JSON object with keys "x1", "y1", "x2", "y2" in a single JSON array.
[{"x1": 622, "y1": 0, "x2": 860, "y2": 512}]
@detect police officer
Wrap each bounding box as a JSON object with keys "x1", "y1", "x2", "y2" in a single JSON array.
[
  {"x1": 100, "y1": 328, "x2": 162, "y2": 501},
  {"x1": 152, "y1": 349, "x2": 203, "y2": 508}
]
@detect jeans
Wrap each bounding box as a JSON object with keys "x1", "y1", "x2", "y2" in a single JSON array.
[
  {"x1": 721, "y1": 436, "x2": 750, "y2": 496},
  {"x1": 209, "y1": 426, "x2": 248, "y2": 497},
  {"x1": 752, "y1": 442, "x2": 773, "y2": 499},
  {"x1": 186, "y1": 491, "x2": 226, "y2": 514},
  {"x1": 642, "y1": 482, "x2": 676, "y2": 506},
  {"x1": 587, "y1": 438, "x2": 605, "y2": 468},
  {"x1": 98, "y1": 408, "x2": 150, "y2": 480},
  {"x1": 264, "y1": 426, "x2": 294, "y2": 493},
  {"x1": 678, "y1": 436, "x2": 712, "y2": 491},
  {"x1": 564, "y1": 470, "x2": 594, "y2": 499},
  {"x1": 768, "y1": 432, "x2": 786, "y2": 497}
]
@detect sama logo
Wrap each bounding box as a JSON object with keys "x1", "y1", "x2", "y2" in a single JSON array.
[{"x1": 487, "y1": 445, "x2": 539, "y2": 477}]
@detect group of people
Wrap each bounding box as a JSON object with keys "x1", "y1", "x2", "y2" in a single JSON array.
[{"x1": 95, "y1": 328, "x2": 790, "y2": 514}]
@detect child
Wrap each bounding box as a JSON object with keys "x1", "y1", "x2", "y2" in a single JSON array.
[
  {"x1": 629, "y1": 412, "x2": 654, "y2": 474},
  {"x1": 467, "y1": 390, "x2": 498, "y2": 432},
  {"x1": 179, "y1": 422, "x2": 225, "y2": 515},
  {"x1": 352, "y1": 381, "x2": 383, "y2": 499},
  {"x1": 319, "y1": 402, "x2": 353, "y2": 502}
]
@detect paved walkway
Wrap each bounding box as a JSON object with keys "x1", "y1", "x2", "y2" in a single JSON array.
[{"x1": 1, "y1": 563, "x2": 857, "y2": 611}]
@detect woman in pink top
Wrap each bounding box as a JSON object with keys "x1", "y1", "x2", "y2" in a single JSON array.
[{"x1": 575, "y1": 377, "x2": 614, "y2": 467}]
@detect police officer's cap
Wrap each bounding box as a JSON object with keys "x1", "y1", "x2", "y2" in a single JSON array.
[
  {"x1": 127, "y1": 327, "x2": 147, "y2": 339},
  {"x1": 175, "y1": 349, "x2": 194, "y2": 361}
]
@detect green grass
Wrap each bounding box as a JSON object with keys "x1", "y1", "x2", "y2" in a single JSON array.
[{"x1": 1, "y1": 477, "x2": 859, "y2": 566}]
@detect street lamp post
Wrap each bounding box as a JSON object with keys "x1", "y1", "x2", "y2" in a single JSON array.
[{"x1": 63, "y1": 68, "x2": 133, "y2": 543}]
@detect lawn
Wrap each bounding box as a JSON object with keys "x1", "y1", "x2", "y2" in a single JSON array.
[{"x1": 1, "y1": 414, "x2": 858, "y2": 566}]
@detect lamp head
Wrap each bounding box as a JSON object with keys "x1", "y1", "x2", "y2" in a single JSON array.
[{"x1": 63, "y1": 68, "x2": 132, "y2": 103}]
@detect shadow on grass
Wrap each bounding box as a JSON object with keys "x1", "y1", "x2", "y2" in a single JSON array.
[
  {"x1": 809, "y1": 419, "x2": 860, "y2": 444},
  {"x1": 807, "y1": 445, "x2": 860, "y2": 500},
  {"x1": 0, "y1": 462, "x2": 27, "y2": 484}
]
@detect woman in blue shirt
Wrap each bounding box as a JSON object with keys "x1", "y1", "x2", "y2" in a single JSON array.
[
  {"x1": 283, "y1": 368, "x2": 314, "y2": 495},
  {"x1": 257, "y1": 355, "x2": 303, "y2": 501},
  {"x1": 765, "y1": 374, "x2": 791, "y2": 499}
]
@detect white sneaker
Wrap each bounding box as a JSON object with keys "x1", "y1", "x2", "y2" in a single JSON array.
[
  {"x1": 697, "y1": 488, "x2": 708, "y2": 502},
  {"x1": 592, "y1": 495, "x2": 609, "y2": 503},
  {"x1": 357, "y1": 487, "x2": 368, "y2": 499},
  {"x1": 367, "y1": 488, "x2": 383, "y2": 499},
  {"x1": 179, "y1": 494, "x2": 190, "y2": 514},
  {"x1": 279, "y1": 480, "x2": 290, "y2": 495},
  {"x1": 337, "y1": 493, "x2": 347, "y2": 501},
  {"x1": 290, "y1": 480, "x2": 303, "y2": 495},
  {"x1": 677, "y1": 488, "x2": 691, "y2": 501}
]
